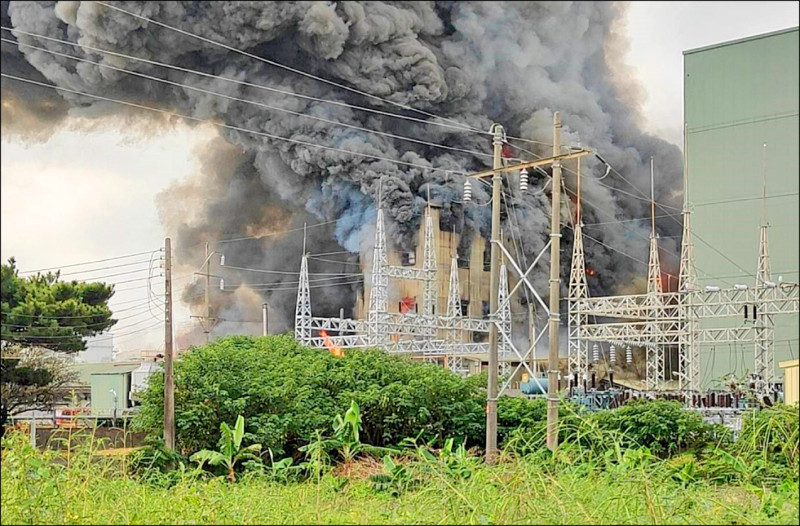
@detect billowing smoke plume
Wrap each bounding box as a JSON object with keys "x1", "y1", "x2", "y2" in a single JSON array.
[{"x1": 2, "y1": 1, "x2": 683, "y2": 337}]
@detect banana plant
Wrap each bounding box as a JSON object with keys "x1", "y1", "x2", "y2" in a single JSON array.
[
  {"x1": 190, "y1": 415, "x2": 261, "y2": 483},
  {"x1": 300, "y1": 400, "x2": 397, "y2": 476}
]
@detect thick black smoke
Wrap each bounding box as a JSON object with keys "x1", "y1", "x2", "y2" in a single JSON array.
[{"x1": 2, "y1": 1, "x2": 683, "y2": 336}]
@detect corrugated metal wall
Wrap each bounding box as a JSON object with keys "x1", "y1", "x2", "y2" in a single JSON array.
[
  {"x1": 684, "y1": 28, "x2": 800, "y2": 387},
  {"x1": 781, "y1": 360, "x2": 799, "y2": 405}
]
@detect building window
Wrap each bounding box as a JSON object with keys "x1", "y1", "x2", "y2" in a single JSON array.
[
  {"x1": 401, "y1": 251, "x2": 416, "y2": 266},
  {"x1": 483, "y1": 245, "x2": 491, "y2": 271},
  {"x1": 460, "y1": 299, "x2": 470, "y2": 316},
  {"x1": 473, "y1": 331, "x2": 487, "y2": 343},
  {"x1": 482, "y1": 300, "x2": 490, "y2": 319},
  {"x1": 400, "y1": 297, "x2": 415, "y2": 314}
]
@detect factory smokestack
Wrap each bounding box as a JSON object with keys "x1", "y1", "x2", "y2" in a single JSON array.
[{"x1": 1, "y1": 1, "x2": 683, "y2": 334}]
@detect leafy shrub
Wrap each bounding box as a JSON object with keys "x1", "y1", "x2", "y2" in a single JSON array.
[
  {"x1": 190, "y1": 415, "x2": 262, "y2": 483},
  {"x1": 735, "y1": 404, "x2": 799, "y2": 481},
  {"x1": 592, "y1": 399, "x2": 729, "y2": 457},
  {"x1": 134, "y1": 335, "x2": 485, "y2": 458},
  {"x1": 369, "y1": 455, "x2": 418, "y2": 497},
  {"x1": 128, "y1": 436, "x2": 188, "y2": 487}
]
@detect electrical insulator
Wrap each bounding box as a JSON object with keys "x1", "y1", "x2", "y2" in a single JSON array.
[
  {"x1": 626, "y1": 345, "x2": 633, "y2": 364},
  {"x1": 610, "y1": 344, "x2": 616, "y2": 364},
  {"x1": 519, "y1": 168, "x2": 529, "y2": 192},
  {"x1": 463, "y1": 179, "x2": 472, "y2": 202},
  {"x1": 219, "y1": 278, "x2": 225, "y2": 291},
  {"x1": 220, "y1": 254, "x2": 226, "y2": 266},
  {"x1": 592, "y1": 343, "x2": 599, "y2": 362}
]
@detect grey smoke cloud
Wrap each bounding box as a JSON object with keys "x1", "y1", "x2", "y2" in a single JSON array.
[{"x1": 2, "y1": 1, "x2": 683, "y2": 335}]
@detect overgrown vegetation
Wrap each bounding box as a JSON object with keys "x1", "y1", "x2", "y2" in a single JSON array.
[
  {"x1": 2, "y1": 402, "x2": 798, "y2": 525},
  {"x1": 4, "y1": 336, "x2": 797, "y2": 524},
  {"x1": 134, "y1": 335, "x2": 486, "y2": 457},
  {"x1": 1, "y1": 257, "x2": 115, "y2": 431}
]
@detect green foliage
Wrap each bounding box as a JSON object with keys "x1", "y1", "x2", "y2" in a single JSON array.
[
  {"x1": 591, "y1": 399, "x2": 730, "y2": 457},
  {"x1": 134, "y1": 335, "x2": 485, "y2": 458},
  {"x1": 129, "y1": 436, "x2": 189, "y2": 487},
  {"x1": 3, "y1": 425, "x2": 798, "y2": 525},
  {"x1": 436, "y1": 437, "x2": 479, "y2": 479},
  {"x1": 369, "y1": 455, "x2": 417, "y2": 497},
  {"x1": 1, "y1": 348, "x2": 77, "y2": 431},
  {"x1": 735, "y1": 404, "x2": 799, "y2": 482},
  {"x1": 1, "y1": 257, "x2": 116, "y2": 353},
  {"x1": 1, "y1": 257, "x2": 115, "y2": 428},
  {"x1": 190, "y1": 415, "x2": 262, "y2": 482}
]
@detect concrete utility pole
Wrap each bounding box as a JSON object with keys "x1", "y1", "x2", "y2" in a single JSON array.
[
  {"x1": 485, "y1": 123, "x2": 504, "y2": 464},
  {"x1": 262, "y1": 303, "x2": 269, "y2": 336},
  {"x1": 528, "y1": 302, "x2": 536, "y2": 373},
  {"x1": 163, "y1": 237, "x2": 175, "y2": 451},
  {"x1": 204, "y1": 242, "x2": 211, "y2": 345},
  {"x1": 546, "y1": 112, "x2": 562, "y2": 452}
]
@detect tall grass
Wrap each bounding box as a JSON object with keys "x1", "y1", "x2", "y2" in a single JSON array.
[{"x1": 2, "y1": 422, "x2": 798, "y2": 525}]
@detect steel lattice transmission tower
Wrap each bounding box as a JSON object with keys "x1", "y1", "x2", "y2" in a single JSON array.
[
  {"x1": 498, "y1": 263, "x2": 511, "y2": 376},
  {"x1": 754, "y1": 143, "x2": 774, "y2": 398},
  {"x1": 568, "y1": 156, "x2": 589, "y2": 390},
  {"x1": 294, "y1": 250, "x2": 312, "y2": 343},
  {"x1": 368, "y1": 207, "x2": 390, "y2": 347},
  {"x1": 678, "y1": 122, "x2": 700, "y2": 402},
  {"x1": 446, "y1": 256, "x2": 466, "y2": 374},
  {"x1": 645, "y1": 157, "x2": 665, "y2": 391}
]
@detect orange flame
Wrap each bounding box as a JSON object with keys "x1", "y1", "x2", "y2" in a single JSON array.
[{"x1": 319, "y1": 330, "x2": 344, "y2": 357}]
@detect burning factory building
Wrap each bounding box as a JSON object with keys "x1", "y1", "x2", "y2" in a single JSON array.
[{"x1": 1, "y1": 1, "x2": 684, "y2": 350}]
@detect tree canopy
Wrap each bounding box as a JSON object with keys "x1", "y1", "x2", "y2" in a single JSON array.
[{"x1": 1, "y1": 257, "x2": 117, "y2": 353}]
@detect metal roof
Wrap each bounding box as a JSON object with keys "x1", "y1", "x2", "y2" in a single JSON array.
[
  {"x1": 69, "y1": 362, "x2": 140, "y2": 385},
  {"x1": 684, "y1": 26, "x2": 798, "y2": 56}
]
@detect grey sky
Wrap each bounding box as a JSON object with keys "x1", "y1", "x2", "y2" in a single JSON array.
[
  {"x1": 626, "y1": 1, "x2": 799, "y2": 145},
  {"x1": 2, "y1": 2, "x2": 798, "y2": 351}
]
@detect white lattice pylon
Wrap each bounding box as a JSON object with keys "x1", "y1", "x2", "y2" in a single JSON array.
[
  {"x1": 645, "y1": 157, "x2": 665, "y2": 391},
  {"x1": 446, "y1": 257, "x2": 466, "y2": 374},
  {"x1": 754, "y1": 222, "x2": 774, "y2": 397},
  {"x1": 568, "y1": 220, "x2": 589, "y2": 387},
  {"x1": 498, "y1": 263, "x2": 511, "y2": 376},
  {"x1": 678, "y1": 123, "x2": 700, "y2": 404},
  {"x1": 421, "y1": 209, "x2": 438, "y2": 341},
  {"x1": 678, "y1": 207, "x2": 700, "y2": 402},
  {"x1": 368, "y1": 208, "x2": 389, "y2": 347},
  {"x1": 294, "y1": 254, "x2": 312, "y2": 344}
]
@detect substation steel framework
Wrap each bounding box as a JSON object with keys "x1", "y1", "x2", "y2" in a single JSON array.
[
  {"x1": 294, "y1": 203, "x2": 514, "y2": 374},
  {"x1": 568, "y1": 195, "x2": 798, "y2": 403},
  {"x1": 294, "y1": 127, "x2": 593, "y2": 381}
]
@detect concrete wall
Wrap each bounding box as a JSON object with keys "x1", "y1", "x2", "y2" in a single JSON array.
[
  {"x1": 684, "y1": 27, "x2": 799, "y2": 386},
  {"x1": 90, "y1": 373, "x2": 131, "y2": 416}
]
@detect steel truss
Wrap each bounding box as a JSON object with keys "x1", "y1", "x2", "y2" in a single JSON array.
[
  {"x1": 294, "y1": 205, "x2": 500, "y2": 368},
  {"x1": 569, "y1": 218, "x2": 798, "y2": 402}
]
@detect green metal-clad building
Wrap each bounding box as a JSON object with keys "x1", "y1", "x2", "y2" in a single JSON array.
[{"x1": 684, "y1": 27, "x2": 799, "y2": 388}]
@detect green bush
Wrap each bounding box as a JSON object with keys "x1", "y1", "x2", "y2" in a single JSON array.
[
  {"x1": 592, "y1": 399, "x2": 730, "y2": 457},
  {"x1": 134, "y1": 335, "x2": 485, "y2": 458},
  {"x1": 735, "y1": 404, "x2": 799, "y2": 481}
]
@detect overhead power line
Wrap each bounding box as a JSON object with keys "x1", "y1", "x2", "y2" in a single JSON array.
[
  {"x1": 1, "y1": 36, "x2": 491, "y2": 160},
  {"x1": 1, "y1": 304, "x2": 158, "y2": 328},
  {"x1": 1, "y1": 299, "x2": 157, "y2": 319},
  {"x1": 92, "y1": 1, "x2": 487, "y2": 136},
  {"x1": 2, "y1": 315, "x2": 163, "y2": 339},
  {"x1": 16, "y1": 249, "x2": 160, "y2": 274},
  {"x1": 1, "y1": 26, "x2": 484, "y2": 137},
  {"x1": 1, "y1": 74, "x2": 470, "y2": 178},
  {"x1": 215, "y1": 218, "x2": 341, "y2": 244},
  {"x1": 50, "y1": 258, "x2": 158, "y2": 276}
]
